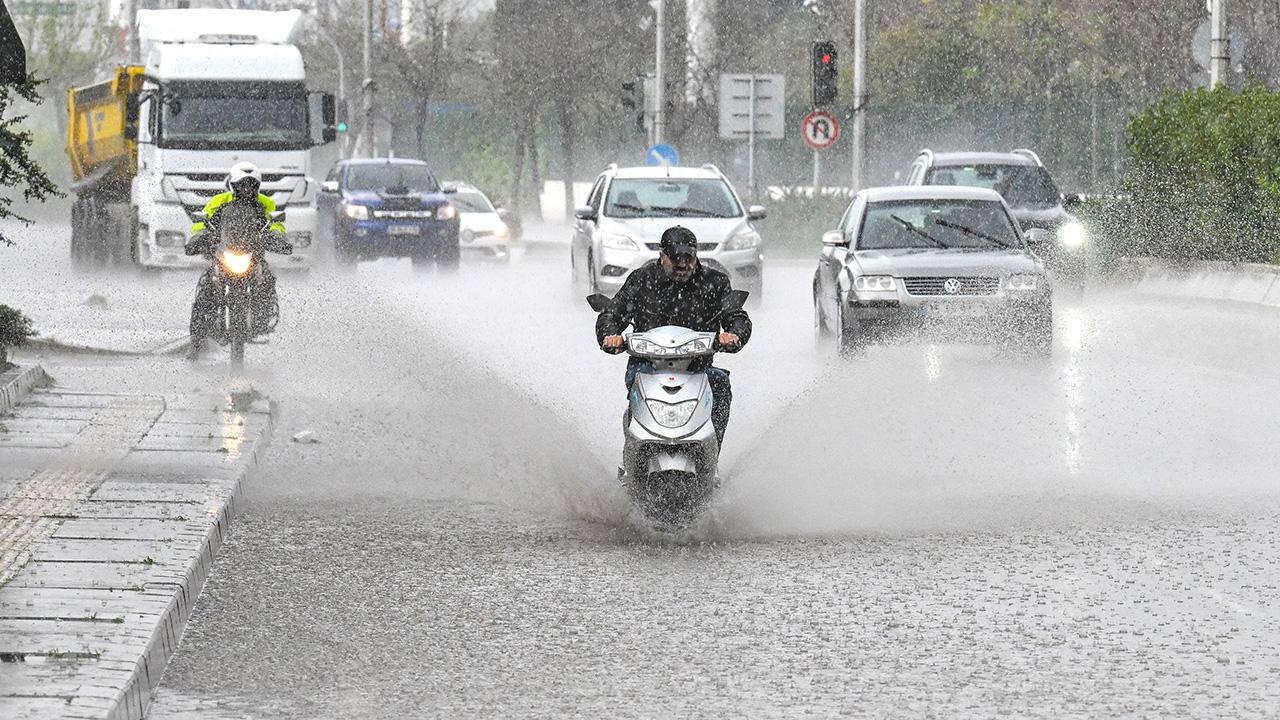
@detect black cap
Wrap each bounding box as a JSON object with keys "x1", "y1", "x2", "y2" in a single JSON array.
[{"x1": 659, "y1": 225, "x2": 697, "y2": 256}]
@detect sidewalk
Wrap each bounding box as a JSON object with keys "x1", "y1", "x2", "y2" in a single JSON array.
[{"x1": 0, "y1": 364, "x2": 274, "y2": 719}]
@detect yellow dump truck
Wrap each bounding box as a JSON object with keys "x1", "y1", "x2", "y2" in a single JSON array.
[
  {"x1": 63, "y1": 8, "x2": 334, "y2": 269},
  {"x1": 65, "y1": 65, "x2": 145, "y2": 265}
]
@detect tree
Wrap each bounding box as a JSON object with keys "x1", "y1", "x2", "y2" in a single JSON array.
[{"x1": 0, "y1": 74, "x2": 60, "y2": 247}]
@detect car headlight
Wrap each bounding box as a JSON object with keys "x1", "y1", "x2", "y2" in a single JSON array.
[
  {"x1": 1006, "y1": 273, "x2": 1041, "y2": 291},
  {"x1": 645, "y1": 398, "x2": 699, "y2": 428},
  {"x1": 1058, "y1": 221, "x2": 1086, "y2": 249},
  {"x1": 219, "y1": 249, "x2": 253, "y2": 275},
  {"x1": 344, "y1": 203, "x2": 369, "y2": 220},
  {"x1": 494, "y1": 221, "x2": 510, "y2": 240},
  {"x1": 154, "y1": 230, "x2": 185, "y2": 248},
  {"x1": 853, "y1": 275, "x2": 896, "y2": 293},
  {"x1": 437, "y1": 203, "x2": 457, "y2": 220},
  {"x1": 601, "y1": 232, "x2": 641, "y2": 251},
  {"x1": 724, "y1": 229, "x2": 761, "y2": 251}
]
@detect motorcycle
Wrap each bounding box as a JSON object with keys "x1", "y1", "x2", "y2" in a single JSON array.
[
  {"x1": 186, "y1": 204, "x2": 291, "y2": 365},
  {"x1": 587, "y1": 289, "x2": 748, "y2": 531}
]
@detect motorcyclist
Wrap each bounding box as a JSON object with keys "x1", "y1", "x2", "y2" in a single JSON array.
[
  {"x1": 596, "y1": 225, "x2": 751, "y2": 447},
  {"x1": 184, "y1": 162, "x2": 291, "y2": 358}
]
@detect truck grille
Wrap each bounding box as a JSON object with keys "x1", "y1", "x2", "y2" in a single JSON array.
[{"x1": 903, "y1": 276, "x2": 999, "y2": 296}]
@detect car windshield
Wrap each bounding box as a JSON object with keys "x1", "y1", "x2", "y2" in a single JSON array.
[
  {"x1": 924, "y1": 163, "x2": 1061, "y2": 209},
  {"x1": 604, "y1": 178, "x2": 742, "y2": 219},
  {"x1": 858, "y1": 199, "x2": 1022, "y2": 250},
  {"x1": 345, "y1": 165, "x2": 440, "y2": 193},
  {"x1": 158, "y1": 81, "x2": 310, "y2": 151},
  {"x1": 450, "y1": 191, "x2": 494, "y2": 213}
]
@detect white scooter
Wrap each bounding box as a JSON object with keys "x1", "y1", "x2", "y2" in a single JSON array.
[{"x1": 588, "y1": 290, "x2": 748, "y2": 530}]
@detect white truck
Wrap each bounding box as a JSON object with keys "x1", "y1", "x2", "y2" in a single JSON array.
[{"x1": 66, "y1": 8, "x2": 335, "y2": 268}]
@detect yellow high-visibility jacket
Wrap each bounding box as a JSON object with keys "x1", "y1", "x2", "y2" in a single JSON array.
[{"x1": 190, "y1": 192, "x2": 286, "y2": 235}]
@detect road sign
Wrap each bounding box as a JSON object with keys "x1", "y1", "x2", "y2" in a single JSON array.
[
  {"x1": 718, "y1": 74, "x2": 785, "y2": 140},
  {"x1": 802, "y1": 110, "x2": 840, "y2": 151},
  {"x1": 645, "y1": 143, "x2": 679, "y2": 167}
]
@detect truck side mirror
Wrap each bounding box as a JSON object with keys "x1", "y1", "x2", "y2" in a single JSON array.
[{"x1": 310, "y1": 91, "x2": 337, "y2": 145}]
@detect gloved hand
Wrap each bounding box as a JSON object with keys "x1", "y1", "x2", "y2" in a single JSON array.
[
  {"x1": 184, "y1": 232, "x2": 211, "y2": 257},
  {"x1": 263, "y1": 230, "x2": 294, "y2": 255}
]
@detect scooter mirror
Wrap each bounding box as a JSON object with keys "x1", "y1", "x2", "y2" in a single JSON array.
[
  {"x1": 188, "y1": 210, "x2": 209, "y2": 224},
  {"x1": 722, "y1": 290, "x2": 749, "y2": 312},
  {"x1": 586, "y1": 293, "x2": 616, "y2": 313}
]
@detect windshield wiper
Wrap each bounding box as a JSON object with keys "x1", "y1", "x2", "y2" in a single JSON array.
[
  {"x1": 890, "y1": 214, "x2": 950, "y2": 249},
  {"x1": 933, "y1": 219, "x2": 1013, "y2": 248},
  {"x1": 651, "y1": 205, "x2": 722, "y2": 218},
  {"x1": 610, "y1": 203, "x2": 648, "y2": 214}
]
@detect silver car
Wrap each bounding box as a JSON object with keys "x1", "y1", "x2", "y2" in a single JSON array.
[
  {"x1": 813, "y1": 186, "x2": 1053, "y2": 355},
  {"x1": 570, "y1": 164, "x2": 766, "y2": 299}
]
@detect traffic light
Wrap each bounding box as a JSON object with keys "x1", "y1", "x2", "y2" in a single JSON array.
[
  {"x1": 812, "y1": 40, "x2": 838, "y2": 107},
  {"x1": 336, "y1": 99, "x2": 349, "y2": 133},
  {"x1": 621, "y1": 80, "x2": 639, "y2": 110}
]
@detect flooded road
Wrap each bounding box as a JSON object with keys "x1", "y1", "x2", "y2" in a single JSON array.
[{"x1": 5, "y1": 226, "x2": 1280, "y2": 718}]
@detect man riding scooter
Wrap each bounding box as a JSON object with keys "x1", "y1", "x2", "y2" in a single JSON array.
[
  {"x1": 596, "y1": 225, "x2": 752, "y2": 448},
  {"x1": 185, "y1": 162, "x2": 291, "y2": 358}
]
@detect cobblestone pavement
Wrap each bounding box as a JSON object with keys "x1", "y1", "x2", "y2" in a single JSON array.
[{"x1": 0, "y1": 380, "x2": 273, "y2": 719}]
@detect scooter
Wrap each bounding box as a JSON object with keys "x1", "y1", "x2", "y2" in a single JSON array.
[
  {"x1": 588, "y1": 290, "x2": 748, "y2": 530},
  {"x1": 186, "y1": 204, "x2": 291, "y2": 366}
]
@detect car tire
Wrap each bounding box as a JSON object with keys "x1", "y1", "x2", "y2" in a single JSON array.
[
  {"x1": 333, "y1": 234, "x2": 357, "y2": 273},
  {"x1": 1014, "y1": 304, "x2": 1053, "y2": 359},
  {"x1": 835, "y1": 303, "x2": 863, "y2": 357},
  {"x1": 813, "y1": 284, "x2": 831, "y2": 344},
  {"x1": 587, "y1": 250, "x2": 601, "y2": 294}
]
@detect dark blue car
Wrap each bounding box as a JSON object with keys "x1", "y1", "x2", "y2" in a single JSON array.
[{"x1": 317, "y1": 158, "x2": 461, "y2": 270}]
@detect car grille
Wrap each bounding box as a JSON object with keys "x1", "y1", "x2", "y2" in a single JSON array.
[
  {"x1": 644, "y1": 242, "x2": 719, "y2": 252},
  {"x1": 374, "y1": 209, "x2": 434, "y2": 219},
  {"x1": 903, "y1": 276, "x2": 1000, "y2": 296},
  {"x1": 379, "y1": 196, "x2": 430, "y2": 211}
]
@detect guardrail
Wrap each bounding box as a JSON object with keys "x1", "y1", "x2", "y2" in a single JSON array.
[{"x1": 1119, "y1": 257, "x2": 1280, "y2": 308}]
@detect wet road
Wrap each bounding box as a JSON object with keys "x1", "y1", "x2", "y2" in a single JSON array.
[{"x1": 5, "y1": 223, "x2": 1280, "y2": 718}]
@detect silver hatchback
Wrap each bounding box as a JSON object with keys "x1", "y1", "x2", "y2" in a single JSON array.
[
  {"x1": 813, "y1": 186, "x2": 1053, "y2": 356},
  {"x1": 570, "y1": 164, "x2": 766, "y2": 299}
]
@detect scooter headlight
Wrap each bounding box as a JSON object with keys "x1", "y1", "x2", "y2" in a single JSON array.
[
  {"x1": 220, "y1": 250, "x2": 253, "y2": 276},
  {"x1": 645, "y1": 399, "x2": 699, "y2": 428}
]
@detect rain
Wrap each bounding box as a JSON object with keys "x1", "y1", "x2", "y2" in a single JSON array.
[{"x1": 2, "y1": 0, "x2": 1280, "y2": 718}]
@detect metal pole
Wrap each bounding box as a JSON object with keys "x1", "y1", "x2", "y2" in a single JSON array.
[
  {"x1": 747, "y1": 76, "x2": 756, "y2": 199},
  {"x1": 813, "y1": 150, "x2": 820, "y2": 189},
  {"x1": 1209, "y1": 0, "x2": 1228, "y2": 88},
  {"x1": 362, "y1": 0, "x2": 375, "y2": 157},
  {"x1": 851, "y1": 0, "x2": 867, "y2": 190},
  {"x1": 125, "y1": 0, "x2": 139, "y2": 64},
  {"x1": 654, "y1": 0, "x2": 665, "y2": 145}
]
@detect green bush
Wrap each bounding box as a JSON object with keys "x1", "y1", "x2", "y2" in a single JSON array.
[
  {"x1": 0, "y1": 304, "x2": 36, "y2": 366},
  {"x1": 1117, "y1": 84, "x2": 1280, "y2": 263},
  {"x1": 760, "y1": 187, "x2": 853, "y2": 258}
]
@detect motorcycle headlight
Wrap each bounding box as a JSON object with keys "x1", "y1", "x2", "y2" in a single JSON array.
[
  {"x1": 1059, "y1": 221, "x2": 1086, "y2": 249},
  {"x1": 629, "y1": 337, "x2": 662, "y2": 355},
  {"x1": 645, "y1": 399, "x2": 699, "y2": 428},
  {"x1": 724, "y1": 229, "x2": 761, "y2": 251},
  {"x1": 344, "y1": 203, "x2": 369, "y2": 220},
  {"x1": 1006, "y1": 273, "x2": 1041, "y2": 291},
  {"x1": 437, "y1": 203, "x2": 457, "y2": 220},
  {"x1": 853, "y1": 275, "x2": 897, "y2": 293},
  {"x1": 220, "y1": 250, "x2": 253, "y2": 276},
  {"x1": 675, "y1": 338, "x2": 713, "y2": 354},
  {"x1": 601, "y1": 232, "x2": 641, "y2": 251}
]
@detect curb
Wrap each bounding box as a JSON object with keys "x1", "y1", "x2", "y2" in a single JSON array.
[
  {"x1": 108, "y1": 399, "x2": 276, "y2": 720},
  {"x1": 23, "y1": 336, "x2": 191, "y2": 358},
  {"x1": 1121, "y1": 257, "x2": 1280, "y2": 309},
  {"x1": 0, "y1": 364, "x2": 52, "y2": 415}
]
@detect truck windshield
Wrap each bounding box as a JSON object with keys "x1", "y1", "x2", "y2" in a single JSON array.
[
  {"x1": 158, "y1": 81, "x2": 309, "y2": 151},
  {"x1": 345, "y1": 165, "x2": 440, "y2": 194}
]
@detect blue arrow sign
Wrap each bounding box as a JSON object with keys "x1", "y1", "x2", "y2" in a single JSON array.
[{"x1": 645, "y1": 143, "x2": 679, "y2": 167}]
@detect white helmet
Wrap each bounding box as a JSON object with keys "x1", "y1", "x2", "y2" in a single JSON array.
[{"x1": 226, "y1": 162, "x2": 262, "y2": 193}]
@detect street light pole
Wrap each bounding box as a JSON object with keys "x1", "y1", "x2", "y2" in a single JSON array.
[
  {"x1": 653, "y1": 0, "x2": 665, "y2": 146},
  {"x1": 362, "y1": 0, "x2": 375, "y2": 157},
  {"x1": 125, "y1": 0, "x2": 139, "y2": 63},
  {"x1": 1209, "y1": 0, "x2": 1228, "y2": 88},
  {"x1": 850, "y1": 0, "x2": 867, "y2": 190}
]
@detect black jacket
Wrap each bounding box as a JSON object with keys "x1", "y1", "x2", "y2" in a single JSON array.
[{"x1": 595, "y1": 260, "x2": 752, "y2": 368}]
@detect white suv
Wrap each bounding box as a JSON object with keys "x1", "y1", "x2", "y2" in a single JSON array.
[{"x1": 570, "y1": 164, "x2": 766, "y2": 298}]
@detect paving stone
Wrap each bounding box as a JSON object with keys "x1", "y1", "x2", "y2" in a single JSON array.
[
  {"x1": 50, "y1": 518, "x2": 199, "y2": 542},
  {"x1": 6, "y1": 560, "x2": 182, "y2": 590},
  {"x1": 0, "y1": 696, "x2": 78, "y2": 719},
  {"x1": 4, "y1": 407, "x2": 99, "y2": 422},
  {"x1": 89, "y1": 481, "x2": 220, "y2": 503},
  {"x1": 0, "y1": 587, "x2": 171, "y2": 617},
  {"x1": 71, "y1": 501, "x2": 210, "y2": 522},
  {"x1": 30, "y1": 538, "x2": 180, "y2": 564},
  {"x1": 0, "y1": 435, "x2": 72, "y2": 449}
]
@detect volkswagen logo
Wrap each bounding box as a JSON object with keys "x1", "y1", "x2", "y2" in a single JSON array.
[{"x1": 943, "y1": 278, "x2": 962, "y2": 294}]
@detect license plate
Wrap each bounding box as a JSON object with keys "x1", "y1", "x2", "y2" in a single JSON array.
[
  {"x1": 388, "y1": 224, "x2": 420, "y2": 235},
  {"x1": 920, "y1": 303, "x2": 984, "y2": 319}
]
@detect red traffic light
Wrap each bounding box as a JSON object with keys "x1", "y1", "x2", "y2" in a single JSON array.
[{"x1": 822, "y1": 53, "x2": 831, "y2": 64}]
